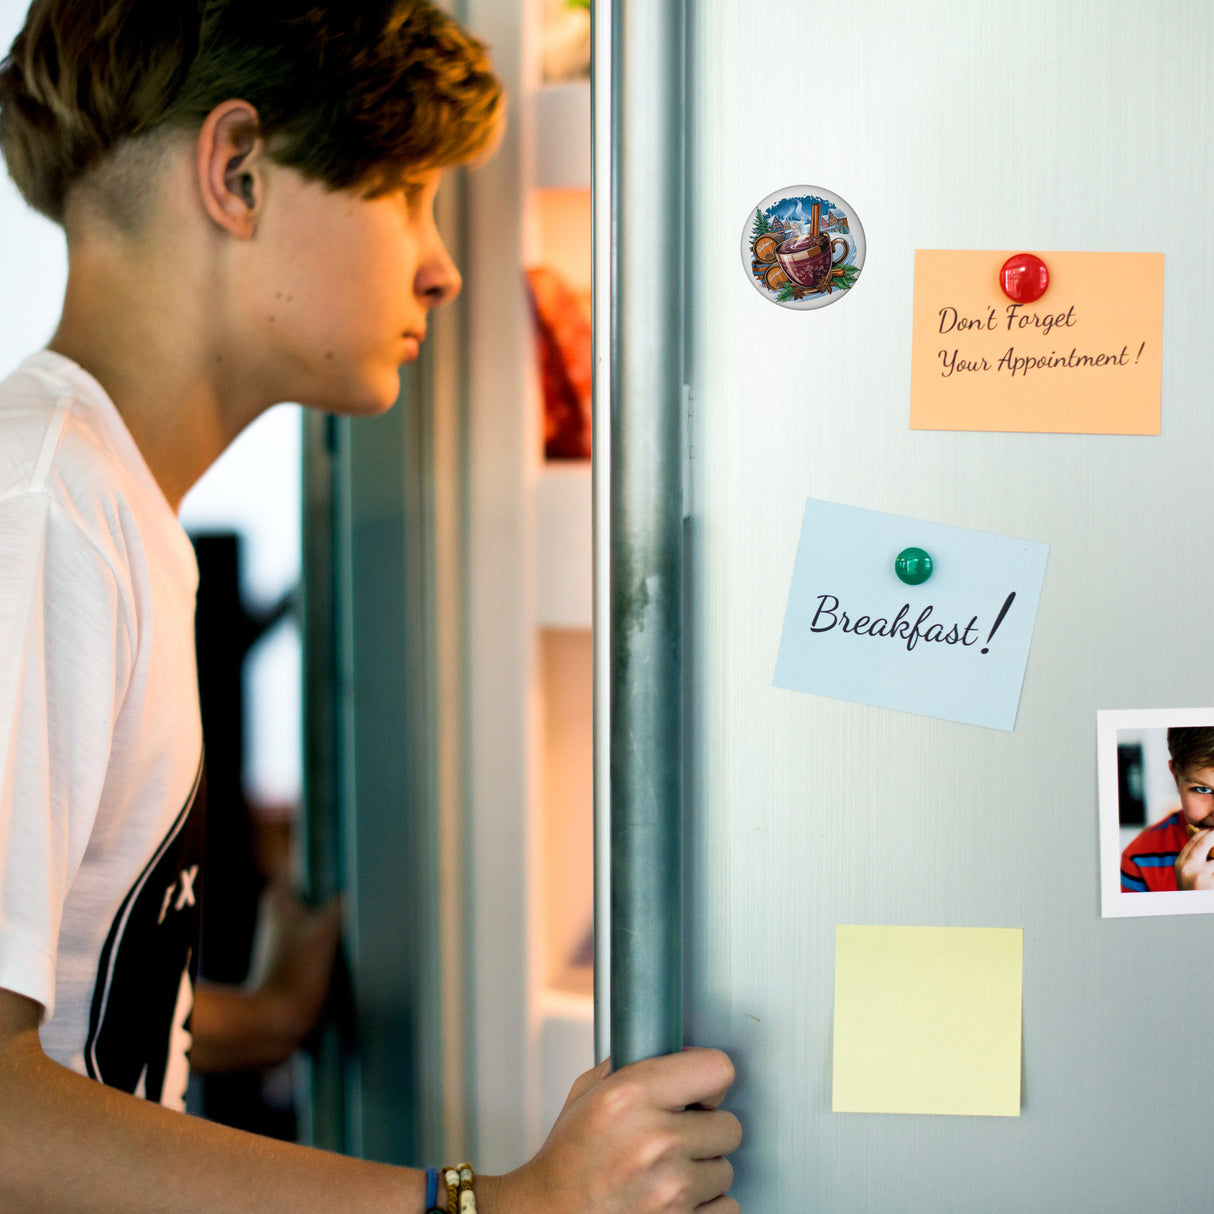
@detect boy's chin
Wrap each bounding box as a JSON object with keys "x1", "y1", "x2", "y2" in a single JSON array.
[{"x1": 307, "y1": 369, "x2": 403, "y2": 417}]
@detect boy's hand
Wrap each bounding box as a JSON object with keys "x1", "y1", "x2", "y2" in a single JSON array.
[
  {"x1": 1175, "y1": 828, "x2": 1214, "y2": 889},
  {"x1": 245, "y1": 880, "x2": 343, "y2": 1027},
  {"x1": 480, "y1": 1047, "x2": 741, "y2": 1214},
  {"x1": 189, "y1": 882, "x2": 343, "y2": 1073}
]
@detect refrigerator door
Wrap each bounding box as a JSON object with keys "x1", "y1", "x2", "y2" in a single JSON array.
[{"x1": 678, "y1": 2, "x2": 1214, "y2": 1209}]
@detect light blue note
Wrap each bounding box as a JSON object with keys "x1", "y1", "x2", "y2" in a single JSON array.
[{"x1": 773, "y1": 500, "x2": 1049, "y2": 730}]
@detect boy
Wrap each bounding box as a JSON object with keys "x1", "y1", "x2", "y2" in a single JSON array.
[
  {"x1": 0, "y1": 2, "x2": 741, "y2": 1210},
  {"x1": 1121, "y1": 726, "x2": 1214, "y2": 892}
]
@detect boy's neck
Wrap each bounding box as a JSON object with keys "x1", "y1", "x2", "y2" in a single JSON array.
[{"x1": 48, "y1": 226, "x2": 275, "y2": 513}]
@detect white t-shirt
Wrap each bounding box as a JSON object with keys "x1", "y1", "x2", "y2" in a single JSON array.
[{"x1": 0, "y1": 350, "x2": 204, "y2": 1110}]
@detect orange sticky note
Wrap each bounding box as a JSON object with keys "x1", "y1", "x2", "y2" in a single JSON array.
[{"x1": 910, "y1": 250, "x2": 1163, "y2": 434}]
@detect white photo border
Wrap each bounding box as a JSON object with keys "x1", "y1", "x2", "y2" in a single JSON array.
[{"x1": 1098, "y1": 706, "x2": 1214, "y2": 918}]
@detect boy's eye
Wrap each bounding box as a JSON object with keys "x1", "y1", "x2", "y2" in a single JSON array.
[{"x1": 1190, "y1": 785, "x2": 1214, "y2": 795}]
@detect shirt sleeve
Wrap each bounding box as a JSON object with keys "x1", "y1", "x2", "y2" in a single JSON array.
[
  {"x1": 1120, "y1": 855, "x2": 1148, "y2": 893},
  {"x1": 0, "y1": 491, "x2": 131, "y2": 1018}
]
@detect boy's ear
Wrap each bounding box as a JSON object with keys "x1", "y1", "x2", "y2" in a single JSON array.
[{"x1": 197, "y1": 100, "x2": 266, "y2": 238}]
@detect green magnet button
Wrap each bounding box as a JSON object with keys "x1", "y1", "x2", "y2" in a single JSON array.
[{"x1": 894, "y1": 547, "x2": 933, "y2": 586}]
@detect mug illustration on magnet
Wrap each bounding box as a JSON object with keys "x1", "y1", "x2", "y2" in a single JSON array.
[{"x1": 742, "y1": 185, "x2": 866, "y2": 310}]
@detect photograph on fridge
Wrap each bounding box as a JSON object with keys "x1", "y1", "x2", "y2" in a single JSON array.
[{"x1": 1097, "y1": 707, "x2": 1214, "y2": 917}]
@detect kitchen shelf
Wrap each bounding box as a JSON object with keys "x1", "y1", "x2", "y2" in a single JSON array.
[{"x1": 462, "y1": 1, "x2": 595, "y2": 1165}]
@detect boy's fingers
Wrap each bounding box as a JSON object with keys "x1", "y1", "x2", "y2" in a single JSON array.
[
  {"x1": 695, "y1": 1197, "x2": 741, "y2": 1214},
  {"x1": 687, "y1": 1156, "x2": 735, "y2": 1207},
  {"x1": 1197, "y1": 829, "x2": 1214, "y2": 862},
  {"x1": 1179, "y1": 829, "x2": 1214, "y2": 864},
  {"x1": 613, "y1": 1046, "x2": 735, "y2": 1112},
  {"x1": 684, "y1": 1107, "x2": 743, "y2": 1160},
  {"x1": 564, "y1": 1055, "x2": 612, "y2": 1107}
]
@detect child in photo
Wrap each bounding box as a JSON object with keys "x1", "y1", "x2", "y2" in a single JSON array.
[{"x1": 1121, "y1": 726, "x2": 1214, "y2": 892}]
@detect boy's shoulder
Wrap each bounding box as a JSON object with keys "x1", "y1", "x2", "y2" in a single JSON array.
[
  {"x1": 4, "y1": 351, "x2": 137, "y2": 493},
  {"x1": 1123, "y1": 810, "x2": 1186, "y2": 859},
  {"x1": 0, "y1": 351, "x2": 115, "y2": 495},
  {"x1": 0, "y1": 351, "x2": 191, "y2": 577}
]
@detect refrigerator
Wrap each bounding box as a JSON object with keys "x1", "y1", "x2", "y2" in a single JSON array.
[
  {"x1": 601, "y1": 0, "x2": 1214, "y2": 1209},
  {"x1": 305, "y1": 1, "x2": 1214, "y2": 1206}
]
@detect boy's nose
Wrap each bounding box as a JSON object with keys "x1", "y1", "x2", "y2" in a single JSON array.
[{"x1": 418, "y1": 233, "x2": 461, "y2": 309}]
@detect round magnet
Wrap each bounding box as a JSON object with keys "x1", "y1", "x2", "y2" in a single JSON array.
[
  {"x1": 999, "y1": 253, "x2": 1049, "y2": 304},
  {"x1": 742, "y1": 185, "x2": 866, "y2": 310},
  {"x1": 894, "y1": 547, "x2": 933, "y2": 586}
]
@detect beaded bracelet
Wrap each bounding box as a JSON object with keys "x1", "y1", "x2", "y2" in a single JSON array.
[{"x1": 442, "y1": 1162, "x2": 477, "y2": 1214}]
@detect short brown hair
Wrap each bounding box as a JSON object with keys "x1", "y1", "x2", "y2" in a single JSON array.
[
  {"x1": 1167, "y1": 727, "x2": 1214, "y2": 778},
  {"x1": 0, "y1": 0, "x2": 503, "y2": 225}
]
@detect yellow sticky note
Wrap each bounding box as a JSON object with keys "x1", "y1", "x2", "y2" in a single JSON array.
[
  {"x1": 910, "y1": 250, "x2": 1163, "y2": 434},
  {"x1": 832, "y1": 924, "x2": 1023, "y2": 1117}
]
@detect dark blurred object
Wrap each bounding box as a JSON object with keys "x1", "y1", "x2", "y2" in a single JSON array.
[
  {"x1": 190, "y1": 531, "x2": 299, "y2": 1139},
  {"x1": 1117, "y1": 741, "x2": 1146, "y2": 827},
  {"x1": 527, "y1": 265, "x2": 592, "y2": 460}
]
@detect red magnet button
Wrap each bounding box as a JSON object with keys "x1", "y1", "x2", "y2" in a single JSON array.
[{"x1": 999, "y1": 253, "x2": 1049, "y2": 304}]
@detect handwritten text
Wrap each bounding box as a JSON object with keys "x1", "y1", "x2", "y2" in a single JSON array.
[{"x1": 810, "y1": 596, "x2": 981, "y2": 652}]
